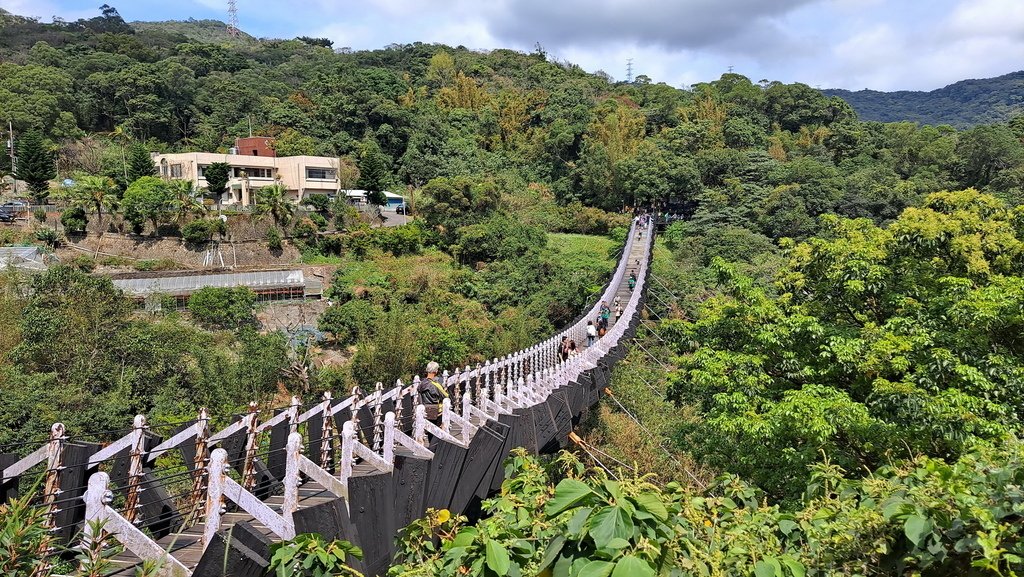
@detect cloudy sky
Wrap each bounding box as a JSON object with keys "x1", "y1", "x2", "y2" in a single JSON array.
[{"x1": 4, "y1": 0, "x2": 1024, "y2": 91}]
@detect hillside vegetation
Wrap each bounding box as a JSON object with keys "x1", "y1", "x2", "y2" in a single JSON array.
[
  {"x1": 825, "y1": 70, "x2": 1024, "y2": 128},
  {"x1": 130, "y1": 18, "x2": 257, "y2": 45}
]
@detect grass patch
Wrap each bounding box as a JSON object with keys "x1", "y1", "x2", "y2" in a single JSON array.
[
  {"x1": 134, "y1": 258, "x2": 180, "y2": 272},
  {"x1": 547, "y1": 233, "x2": 615, "y2": 264}
]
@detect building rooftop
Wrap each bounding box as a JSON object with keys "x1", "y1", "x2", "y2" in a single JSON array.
[{"x1": 113, "y1": 269, "x2": 307, "y2": 297}]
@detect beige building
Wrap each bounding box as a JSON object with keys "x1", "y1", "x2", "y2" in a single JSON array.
[{"x1": 151, "y1": 152, "x2": 342, "y2": 205}]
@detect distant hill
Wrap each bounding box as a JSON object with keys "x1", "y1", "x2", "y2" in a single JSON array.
[
  {"x1": 824, "y1": 71, "x2": 1024, "y2": 128},
  {"x1": 130, "y1": 18, "x2": 255, "y2": 45}
]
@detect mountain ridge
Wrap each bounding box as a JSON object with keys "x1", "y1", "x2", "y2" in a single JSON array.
[{"x1": 823, "y1": 70, "x2": 1024, "y2": 128}]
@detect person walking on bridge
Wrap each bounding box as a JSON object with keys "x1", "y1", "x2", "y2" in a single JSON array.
[
  {"x1": 586, "y1": 321, "x2": 597, "y2": 347},
  {"x1": 628, "y1": 271, "x2": 637, "y2": 291},
  {"x1": 418, "y1": 361, "x2": 448, "y2": 421}
]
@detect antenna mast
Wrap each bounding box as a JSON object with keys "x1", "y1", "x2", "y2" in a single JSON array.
[
  {"x1": 227, "y1": 0, "x2": 240, "y2": 37},
  {"x1": 626, "y1": 58, "x2": 634, "y2": 83}
]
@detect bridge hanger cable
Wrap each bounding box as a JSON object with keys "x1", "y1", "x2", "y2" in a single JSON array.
[
  {"x1": 568, "y1": 432, "x2": 619, "y2": 480},
  {"x1": 602, "y1": 388, "x2": 707, "y2": 490}
]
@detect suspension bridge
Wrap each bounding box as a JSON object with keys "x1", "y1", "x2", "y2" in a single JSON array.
[{"x1": 1, "y1": 220, "x2": 655, "y2": 577}]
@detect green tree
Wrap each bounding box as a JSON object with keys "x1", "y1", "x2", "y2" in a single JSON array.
[
  {"x1": 356, "y1": 137, "x2": 390, "y2": 206},
  {"x1": 13, "y1": 131, "x2": 55, "y2": 203},
  {"x1": 187, "y1": 287, "x2": 257, "y2": 330},
  {"x1": 65, "y1": 174, "x2": 118, "y2": 232},
  {"x1": 122, "y1": 176, "x2": 173, "y2": 235},
  {"x1": 168, "y1": 178, "x2": 205, "y2": 225},
  {"x1": 125, "y1": 142, "x2": 156, "y2": 184},
  {"x1": 203, "y1": 161, "x2": 230, "y2": 211},
  {"x1": 318, "y1": 299, "x2": 380, "y2": 346},
  {"x1": 255, "y1": 183, "x2": 295, "y2": 226}
]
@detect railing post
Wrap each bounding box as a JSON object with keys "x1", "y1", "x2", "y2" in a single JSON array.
[
  {"x1": 450, "y1": 368, "x2": 461, "y2": 406},
  {"x1": 470, "y1": 364, "x2": 480, "y2": 406},
  {"x1": 320, "y1": 391, "x2": 334, "y2": 472},
  {"x1": 339, "y1": 422, "x2": 355, "y2": 490},
  {"x1": 186, "y1": 408, "x2": 210, "y2": 527},
  {"x1": 123, "y1": 415, "x2": 148, "y2": 524},
  {"x1": 371, "y1": 382, "x2": 385, "y2": 453},
  {"x1": 82, "y1": 471, "x2": 111, "y2": 541},
  {"x1": 37, "y1": 422, "x2": 66, "y2": 575},
  {"x1": 41, "y1": 422, "x2": 66, "y2": 531},
  {"x1": 395, "y1": 379, "x2": 406, "y2": 426},
  {"x1": 242, "y1": 401, "x2": 260, "y2": 491},
  {"x1": 203, "y1": 448, "x2": 228, "y2": 548},
  {"x1": 282, "y1": 433, "x2": 301, "y2": 529},
  {"x1": 287, "y1": 396, "x2": 301, "y2": 436},
  {"x1": 414, "y1": 405, "x2": 427, "y2": 446},
  {"x1": 440, "y1": 399, "x2": 452, "y2": 433},
  {"x1": 382, "y1": 412, "x2": 396, "y2": 464}
]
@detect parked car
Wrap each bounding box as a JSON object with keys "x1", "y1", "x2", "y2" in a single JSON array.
[
  {"x1": 395, "y1": 203, "x2": 410, "y2": 215},
  {"x1": 0, "y1": 211, "x2": 15, "y2": 223},
  {"x1": 1, "y1": 200, "x2": 28, "y2": 213}
]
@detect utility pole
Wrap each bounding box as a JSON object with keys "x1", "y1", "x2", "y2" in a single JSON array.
[
  {"x1": 626, "y1": 58, "x2": 634, "y2": 83},
  {"x1": 7, "y1": 119, "x2": 16, "y2": 195}
]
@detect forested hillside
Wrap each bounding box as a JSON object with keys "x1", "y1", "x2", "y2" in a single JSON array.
[
  {"x1": 4, "y1": 5, "x2": 1024, "y2": 576},
  {"x1": 825, "y1": 70, "x2": 1024, "y2": 128}
]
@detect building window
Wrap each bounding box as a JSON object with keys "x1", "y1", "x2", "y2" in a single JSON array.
[
  {"x1": 170, "y1": 164, "x2": 183, "y2": 178},
  {"x1": 306, "y1": 167, "x2": 336, "y2": 180},
  {"x1": 248, "y1": 168, "x2": 272, "y2": 179},
  {"x1": 197, "y1": 165, "x2": 206, "y2": 177}
]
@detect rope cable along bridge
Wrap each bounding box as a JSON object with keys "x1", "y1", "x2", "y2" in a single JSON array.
[{"x1": 0, "y1": 219, "x2": 656, "y2": 577}]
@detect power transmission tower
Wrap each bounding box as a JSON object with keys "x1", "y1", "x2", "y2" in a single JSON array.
[
  {"x1": 227, "y1": 0, "x2": 240, "y2": 37},
  {"x1": 626, "y1": 58, "x2": 634, "y2": 83}
]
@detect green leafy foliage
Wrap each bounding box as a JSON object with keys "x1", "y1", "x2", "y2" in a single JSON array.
[
  {"x1": 393, "y1": 446, "x2": 1024, "y2": 577},
  {"x1": 122, "y1": 176, "x2": 173, "y2": 234},
  {"x1": 186, "y1": 286, "x2": 257, "y2": 330},
  {"x1": 0, "y1": 492, "x2": 54, "y2": 576},
  {"x1": 60, "y1": 206, "x2": 88, "y2": 234},
  {"x1": 667, "y1": 189, "x2": 1024, "y2": 502},
  {"x1": 268, "y1": 533, "x2": 364, "y2": 577}
]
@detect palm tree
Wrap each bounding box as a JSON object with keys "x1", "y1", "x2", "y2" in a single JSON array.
[
  {"x1": 255, "y1": 183, "x2": 295, "y2": 227},
  {"x1": 168, "y1": 179, "x2": 206, "y2": 225},
  {"x1": 67, "y1": 175, "x2": 118, "y2": 232},
  {"x1": 107, "y1": 124, "x2": 132, "y2": 183}
]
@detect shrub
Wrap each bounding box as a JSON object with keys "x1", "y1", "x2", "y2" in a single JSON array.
[
  {"x1": 267, "y1": 227, "x2": 283, "y2": 251},
  {"x1": 34, "y1": 227, "x2": 61, "y2": 248},
  {"x1": 370, "y1": 224, "x2": 423, "y2": 256},
  {"x1": 268, "y1": 533, "x2": 362, "y2": 577},
  {"x1": 68, "y1": 254, "x2": 96, "y2": 272},
  {"x1": 318, "y1": 299, "x2": 380, "y2": 345},
  {"x1": 309, "y1": 212, "x2": 328, "y2": 231},
  {"x1": 32, "y1": 209, "x2": 46, "y2": 224},
  {"x1": 60, "y1": 207, "x2": 87, "y2": 234},
  {"x1": 292, "y1": 217, "x2": 318, "y2": 239},
  {"x1": 0, "y1": 493, "x2": 54, "y2": 576},
  {"x1": 302, "y1": 194, "x2": 332, "y2": 215},
  {"x1": 187, "y1": 286, "x2": 257, "y2": 330},
  {"x1": 181, "y1": 219, "x2": 214, "y2": 244}
]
